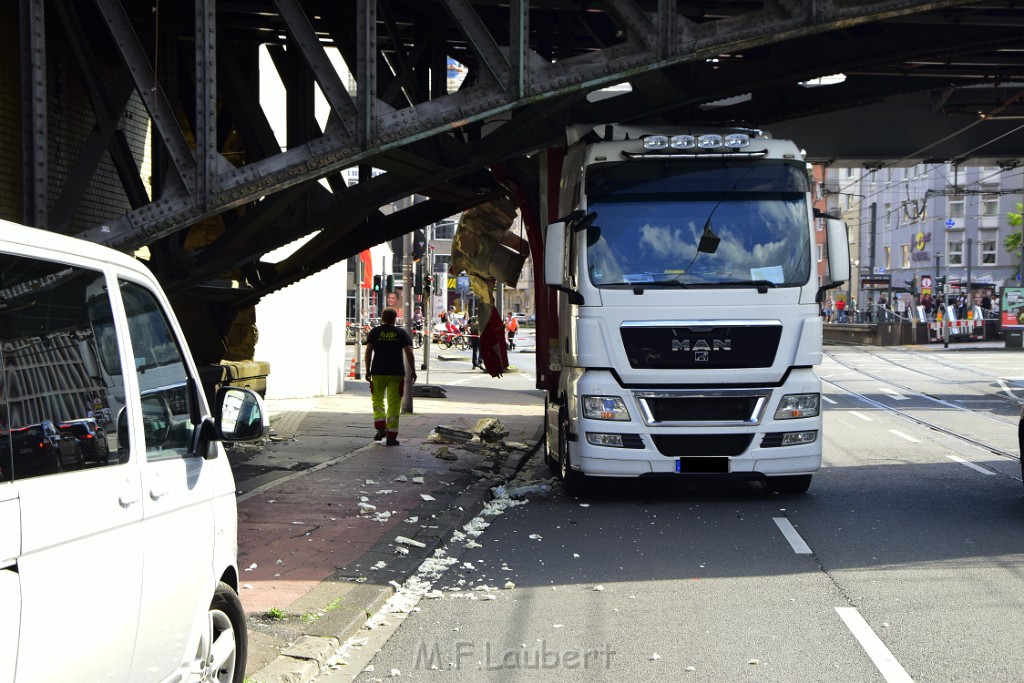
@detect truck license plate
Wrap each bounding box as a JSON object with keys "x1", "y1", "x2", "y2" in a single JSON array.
[{"x1": 676, "y1": 457, "x2": 728, "y2": 474}]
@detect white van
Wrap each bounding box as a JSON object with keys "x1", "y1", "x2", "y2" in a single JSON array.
[{"x1": 0, "y1": 222, "x2": 265, "y2": 683}]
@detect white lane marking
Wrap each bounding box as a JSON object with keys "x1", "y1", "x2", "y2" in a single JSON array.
[
  {"x1": 772, "y1": 517, "x2": 812, "y2": 554},
  {"x1": 821, "y1": 395, "x2": 838, "y2": 405},
  {"x1": 879, "y1": 387, "x2": 908, "y2": 401},
  {"x1": 945, "y1": 454, "x2": 997, "y2": 476},
  {"x1": 835, "y1": 607, "x2": 914, "y2": 683},
  {"x1": 849, "y1": 411, "x2": 873, "y2": 421},
  {"x1": 996, "y1": 378, "x2": 1024, "y2": 401},
  {"x1": 889, "y1": 430, "x2": 920, "y2": 444}
]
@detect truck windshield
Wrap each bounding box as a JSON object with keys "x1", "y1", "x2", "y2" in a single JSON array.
[{"x1": 584, "y1": 160, "x2": 812, "y2": 288}]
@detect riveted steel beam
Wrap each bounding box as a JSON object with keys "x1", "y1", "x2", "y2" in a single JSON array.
[
  {"x1": 19, "y1": 0, "x2": 47, "y2": 227},
  {"x1": 93, "y1": 0, "x2": 196, "y2": 195}
]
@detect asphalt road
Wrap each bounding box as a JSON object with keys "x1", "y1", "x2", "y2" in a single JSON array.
[{"x1": 302, "y1": 347, "x2": 1024, "y2": 683}]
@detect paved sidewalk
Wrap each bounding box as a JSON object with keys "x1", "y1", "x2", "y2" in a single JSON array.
[{"x1": 236, "y1": 378, "x2": 545, "y2": 682}]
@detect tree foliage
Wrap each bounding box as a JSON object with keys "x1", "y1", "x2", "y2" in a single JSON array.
[{"x1": 1006, "y1": 202, "x2": 1023, "y2": 280}]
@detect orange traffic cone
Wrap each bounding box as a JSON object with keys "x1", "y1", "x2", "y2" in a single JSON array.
[{"x1": 348, "y1": 357, "x2": 356, "y2": 379}]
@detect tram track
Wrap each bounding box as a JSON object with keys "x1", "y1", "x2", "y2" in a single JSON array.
[
  {"x1": 824, "y1": 348, "x2": 1021, "y2": 422},
  {"x1": 822, "y1": 349, "x2": 1022, "y2": 468}
]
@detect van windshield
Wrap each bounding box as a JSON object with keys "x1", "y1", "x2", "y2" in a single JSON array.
[{"x1": 584, "y1": 160, "x2": 812, "y2": 288}]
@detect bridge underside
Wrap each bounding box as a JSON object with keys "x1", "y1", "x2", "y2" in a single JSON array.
[{"x1": 9, "y1": 0, "x2": 1024, "y2": 344}]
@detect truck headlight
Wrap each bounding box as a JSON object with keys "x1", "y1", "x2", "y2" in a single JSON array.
[
  {"x1": 582, "y1": 396, "x2": 630, "y2": 421},
  {"x1": 774, "y1": 393, "x2": 819, "y2": 419},
  {"x1": 587, "y1": 433, "x2": 625, "y2": 447}
]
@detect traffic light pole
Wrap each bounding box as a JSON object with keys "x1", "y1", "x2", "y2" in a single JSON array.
[
  {"x1": 354, "y1": 258, "x2": 364, "y2": 380},
  {"x1": 402, "y1": 230, "x2": 414, "y2": 414}
]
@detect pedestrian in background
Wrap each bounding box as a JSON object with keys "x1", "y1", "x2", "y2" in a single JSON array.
[
  {"x1": 505, "y1": 312, "x2": 519, "y2": 350},
  {"x1": 364, "y1": 307, "x2": 416, "y2": 446},
  {"x1": 469, "y1": 314, "x2": 482, "y2": 369}
]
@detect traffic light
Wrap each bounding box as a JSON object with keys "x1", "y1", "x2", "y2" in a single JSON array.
[
  {"x1": 373, "y1": 275, "x2": 381, "y2": 292},
  {"x1": 424, "y1": 274, "x2": 432, "y2": 295},
  {"x1": 414, "y1": 266, "x2": 424, "y2": 295},
  {"x1": 386, "y1": 275, "x2": 395, "y2": 292}
]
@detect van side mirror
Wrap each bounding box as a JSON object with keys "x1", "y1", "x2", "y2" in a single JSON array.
[{"x1": 215, "y1": 387, "x2": 268, "y2": 442}]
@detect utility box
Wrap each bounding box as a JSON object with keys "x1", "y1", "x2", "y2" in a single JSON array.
[{"x1": 1005, "y1": 328, "x2": 1023, "y2": 349}]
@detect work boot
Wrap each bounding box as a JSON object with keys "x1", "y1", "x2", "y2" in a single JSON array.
[
  {"x1": 386, "y1": 437, "x2": 400, "y2": 446},
  {"x1": 374, "y1": 428, "x2": 386, "y2": 441}
]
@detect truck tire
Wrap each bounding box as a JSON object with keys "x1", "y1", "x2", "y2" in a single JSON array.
[
  {"x1": 557, "y1": 406, "x2": 587, "y2": 496},
  {"x1": 767, "y1": 474, "x2": 812, "y2": 495}
]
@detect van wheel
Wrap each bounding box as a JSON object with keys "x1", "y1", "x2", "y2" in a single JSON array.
[
  {"x1": 191, "y1": 582, "x2": 247, "y2": 683},
  {"x1": 767, "y1": 474, "x2": 812, "y2": 495},
  {"x1": 557, "y1": 407, "x2": 587, "y2": 497}
]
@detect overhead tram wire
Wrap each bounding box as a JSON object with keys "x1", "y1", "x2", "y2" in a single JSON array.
[{"x1": 831, "y1": 88, "x2": 1024, "y2": 201}]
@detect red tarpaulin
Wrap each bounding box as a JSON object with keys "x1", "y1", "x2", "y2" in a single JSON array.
[{"x1": 479, "y1": 307, "x2": 509, "y2": 376}]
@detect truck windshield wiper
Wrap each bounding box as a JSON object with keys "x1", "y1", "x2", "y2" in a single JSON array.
[
  {"x1": 703, "y1": 279, "x2": 779, "y2": 292},
  {"x1": 644, "y1": 279, "x2": 690, "y2": 287}
]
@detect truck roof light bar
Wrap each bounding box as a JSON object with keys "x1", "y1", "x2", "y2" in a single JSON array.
[
  {"x1": 622, "y1": 150, "x2": 768, "y2": 160},
  {"x1": 642, "y1": 133, "x2": 751, "y2": 150}
]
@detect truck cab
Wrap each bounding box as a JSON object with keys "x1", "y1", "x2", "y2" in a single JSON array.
[{"x1": 543, "y1": 126, "x2": 849, "y2": 495}]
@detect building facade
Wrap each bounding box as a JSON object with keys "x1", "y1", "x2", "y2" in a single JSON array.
[{"x1": 828, "y1": 164, "x2": 1020, "y2": 315}]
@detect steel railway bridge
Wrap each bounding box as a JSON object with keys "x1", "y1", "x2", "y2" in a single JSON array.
[{"x1": 5, "y1": 0, "x2": 1024, "y2": 361}]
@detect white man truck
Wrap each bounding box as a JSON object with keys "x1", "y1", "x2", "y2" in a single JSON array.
[{"x1": 543, "y1": 125, "x2": 849, "y2": 495}]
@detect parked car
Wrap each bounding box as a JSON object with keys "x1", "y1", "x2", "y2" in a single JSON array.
[
  {"x1": 0, "y1": 221, "x2": 267, "y2": 683},
  {"x1": 10, "y1": 420, "x2": 83, "y2": 475},
  {"x1": 59, "y1": 418, "x2": 110, "y2": 465}
]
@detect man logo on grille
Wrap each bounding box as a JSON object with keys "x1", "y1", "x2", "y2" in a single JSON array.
[{"x1": 671, "y1": 338, "x2": 731, "y2": 353}]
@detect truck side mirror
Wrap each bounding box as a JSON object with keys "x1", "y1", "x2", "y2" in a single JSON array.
[
  {"x1": 544, "y1": 221, "x2": 568, "y2": 288},
  {"x1": 825, "y1": 218, "x2": 850, "y2": 283}
]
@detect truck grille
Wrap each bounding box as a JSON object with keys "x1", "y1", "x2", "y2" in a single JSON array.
[
  {"x1": 651, "y1": 434, "x2": 753, "y2": 457},
  {"x1": 620, "y1": 323, "x2": 781, "y2": 369},
  {"x1": 634, "y1": 390, "x2": 770, "y2": 426}
]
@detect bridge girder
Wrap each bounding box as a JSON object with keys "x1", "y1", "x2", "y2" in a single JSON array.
[{"x1": 11, "y1": 0, "x2": 1024, "y2": 305}]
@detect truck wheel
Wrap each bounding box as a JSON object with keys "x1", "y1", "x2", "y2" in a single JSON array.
[
  {"x1": 191, "y1": 582, "x2": 247, "y2": 683},
  {"x1": 558, "y1": 407, "x2": 587, "y2": 496},
  {"x1": 767, "y1": 474, "x2": 812, "y2": 495}
]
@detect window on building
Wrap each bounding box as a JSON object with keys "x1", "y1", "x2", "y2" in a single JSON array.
[
  {"x1": 433, "y1": 221, "x2": 456, "y2": 240},
  {"x1": 948, "y1": 195, "x2": 965, "y2": 218},
  {"x1": 884, "y1": 246, "x2": 891, "y2": 270},
  {"x1": 433, "y1": 254, "x2": 450, "y2": 275},
  {"x1": 981, "y1": 193, "x2": 999, "y2": 217},
  {"x1": 885, "y1": 203, "x2": 892, "y2": 228},
  {"x1": 948, "y1": 240, "x2": 963, "y2": 266},
  {"x1": 900, "y1": 244, "x2": 909, "y2": 268},
  {"x1": 816, "y1": 244, "x2": 822, "y2": 262},
  {"x1": 981, "y1": 238, "x2": 997, "y2": 264}
]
